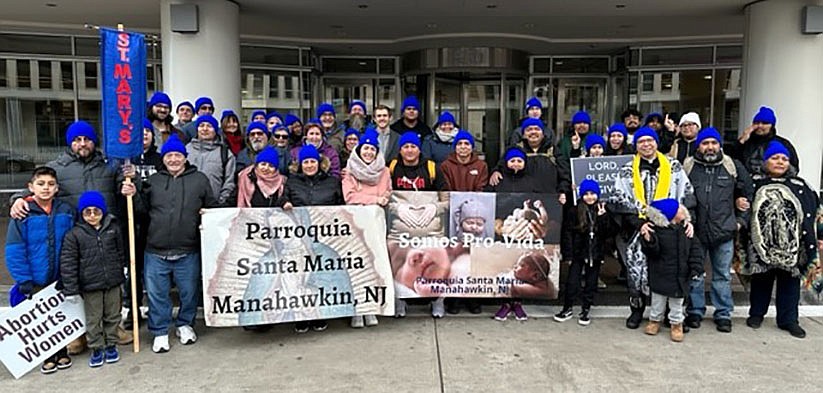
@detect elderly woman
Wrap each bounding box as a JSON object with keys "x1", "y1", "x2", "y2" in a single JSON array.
[{"x1": 742, "y1": 141, "x2": 820, "y2": 339}]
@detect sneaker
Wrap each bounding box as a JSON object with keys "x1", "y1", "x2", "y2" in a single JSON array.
[
  {"x1": 512, "y1": 302, "x2": 528, "y2": 321},
  {"x1": 715, "y1": 319, "x2": 732, "y2": 333},
  {"x1": 152, "y1": 335, "x2": 170, "y2": 353},
  {"x1": 394, "y1": 298, "x2": 407, "y2": 318},
  {"x1": 89, "y1": 349, "x2": 105, "y2": 367},
  {"x1": 780, "y1": 324, "x2": 806, "y2": 339},
  {"x1": 494, "y1": 303, "x2": 511, "y2": 321},
  {"x1": 311, "y1": 320, "x2": 328, "y2": 332},
  {"x1": 104, "y1": 346, "x2": 119, "y2": 363},
  {"x1": 553, "y1": 307, "x2": 574, "y2": 322},
  {"x1": 597, "y1": 279, "x2": 607, "y2": 289},
  {"x1": 578, "y1": 309, "x2": 591, "y2": 326},
  {"x1": 746, "y1": 316, "x2": 763, "y2": 329},
  {"x1": 431, "y1": 298, "x2": 445, "y2": 319},
  {"x1": 350, "y1": 316, "x2": 365, "y2": 328},
  {"x1": 294, "y1": 322, "x2": 310, "y2": 334},
  {"x1": 176, "y1": 325, "x2": 197, "y2": 345},
  {"x1": 364, "y1": 315, "x2": 379, "y2": 327},
  {"x1": 685, "y1": 315, "x2": 702, "y2": 329},
  {"x1": 466, "y1": 301, "x2": 482, "y2": 314}
]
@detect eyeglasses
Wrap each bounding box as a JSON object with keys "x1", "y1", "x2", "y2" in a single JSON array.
[
  {"x1": 82, "y1": 208, "x2": 103, "y2": 217},
  {"x1": 273, "y1": 134, "x2": 289, "y2": 139},
  {"x1": 249, "y1": 131, "x2": 267, "y2": 138}
]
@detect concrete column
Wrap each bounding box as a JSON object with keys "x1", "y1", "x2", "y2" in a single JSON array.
[
  {"x1": 741, "y1": 0, "x2": 823, "y2": 189},
  {"x1": 160, "y1": 0, "x2": 241, "y2": 114}
]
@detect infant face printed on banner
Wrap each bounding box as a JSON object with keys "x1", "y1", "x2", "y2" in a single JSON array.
[{"x1": 449, "y1": 192, "x2": 496, "y2": 242}]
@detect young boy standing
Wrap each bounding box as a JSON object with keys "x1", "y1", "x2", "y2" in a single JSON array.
[
  {"x1": 4, "y1": 166, "x2": 75, "y2": 373},
  {"x1": 60, "y1": 191, "x2": 126, "y2": 367}
]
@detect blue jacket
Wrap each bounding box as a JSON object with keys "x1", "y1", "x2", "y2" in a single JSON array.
[{"x1": 5, "y1": 199, "x2": 75, "y2": 287}]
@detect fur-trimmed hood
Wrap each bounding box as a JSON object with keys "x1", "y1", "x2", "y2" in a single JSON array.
[{"x1": 645, "y1": 204, "x2": 690, "y2": 227}]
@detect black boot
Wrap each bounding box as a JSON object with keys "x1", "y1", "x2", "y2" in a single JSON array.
[{"x1": 626, "y1": 306, "x2": 644, "y2": 329}]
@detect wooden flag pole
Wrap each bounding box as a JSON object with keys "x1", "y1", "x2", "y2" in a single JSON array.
[{"x1": 117, "y1": 22, "x2": 140, "y2": 353}]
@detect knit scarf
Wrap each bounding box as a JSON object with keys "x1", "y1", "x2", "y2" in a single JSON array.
[
  {"x1": 435, "y1": 127, "x2": 458, "y2": 143},
  {"x1": 632, "y1": 151, "x2": 671, "y2": 217},
  {"x1": 346, "y1": 150, "x2": 386, "y2": 186},
  {"x1": 237, "y1": 164, "x2": 284, "y2": 207}
]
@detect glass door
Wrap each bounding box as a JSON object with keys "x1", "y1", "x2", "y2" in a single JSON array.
[
  {"x1": 553, "y1": 78, "x2": 607, "y2": 137},
  {"x1": 434, "y1": 77, "x2": 461, "y2": 125},
  {"x1": 322, "y1": 78, "x2": 374, "y2": 117},
  {"x1": 463, "y1": 82, "x2": 501, "y2": 162}
]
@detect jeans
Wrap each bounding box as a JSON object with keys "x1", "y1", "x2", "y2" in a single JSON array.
[
  {"x1": 688, "y1": 240, "x2": 734, "y2": 320},
  {"x1": 649, "y1": 292, "x2": 684, "y2": 324},
  {"x1": 749, "y1": 268, "x2": 800, "y2": 328},
  {"x1": 144, "y1": 252, "x2": 201, "y2": 337}
]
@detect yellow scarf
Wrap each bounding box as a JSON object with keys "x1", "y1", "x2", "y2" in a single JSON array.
[{"x1": 632, "y1": 151, "x2": 671, "y2": 217}]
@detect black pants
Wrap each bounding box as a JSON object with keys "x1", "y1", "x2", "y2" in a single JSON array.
[
  {"x1": 749, "y1": 268, "x2": 800, "y2": 328},
  {"x1": 564, "y1": 259, "x2": 601, "y2": 309}
]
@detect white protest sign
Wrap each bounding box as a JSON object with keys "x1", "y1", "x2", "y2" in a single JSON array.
[{"x1": 0, "y1": 283, "x2": 86, "y2": 379}]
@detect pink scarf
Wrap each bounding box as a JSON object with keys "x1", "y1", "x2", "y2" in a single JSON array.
[{"x1": 237, "y1": 164, "x2": 284, "y2": 207}]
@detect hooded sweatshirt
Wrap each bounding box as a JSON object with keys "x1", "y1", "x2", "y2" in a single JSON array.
[{"x1": 440, "y1": 152, "x2": 489, "y2": 192}]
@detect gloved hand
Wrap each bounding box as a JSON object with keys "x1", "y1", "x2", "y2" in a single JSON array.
[
  {"x1": 690, "y1": 270, "x2": 704, "y2": 281},
  {"x1": 18, "y1": 280, "x2": 34, "y2": 295},
  {"x1": 65, "y1": 295, "x2": 83, "y2": 305}
]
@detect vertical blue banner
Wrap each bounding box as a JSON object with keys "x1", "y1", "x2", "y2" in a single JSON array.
[{"x1": 100, "y1": 27, "x2": 146, "y2": 159}]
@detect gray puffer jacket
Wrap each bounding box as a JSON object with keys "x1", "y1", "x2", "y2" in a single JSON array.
[
  {"x1": 186, "y1": 138, "x2": 236, "y2": 206},
  {"x1": 46, "y1": 149, "x2": 121, "y2": 211}
]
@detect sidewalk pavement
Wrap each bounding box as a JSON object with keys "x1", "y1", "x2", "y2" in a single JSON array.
[{"x1": 1, "y1": 306, "x2": 821, "y2": 392}]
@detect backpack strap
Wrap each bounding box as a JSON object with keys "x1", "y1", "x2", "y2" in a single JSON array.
[
  {"x1": 427, "y1": 160, "x2": 436, "y2": 182},
  {"x1": 389, "y1": 158, "x2": 398, "y2": 175}
]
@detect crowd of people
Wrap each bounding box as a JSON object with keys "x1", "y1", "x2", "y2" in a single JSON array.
[{"x1": 5, "y1": 91, "x2": 822, "y2": 374}]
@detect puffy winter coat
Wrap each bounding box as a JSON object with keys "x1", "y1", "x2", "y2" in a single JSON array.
[
  {"x1": 59, "y1": 215, "x2": 125, "y2": 295},
  {"x1": 136, "y1": 164, "x2": 217, "y2": 256},
  {"x1": 45, "y1": 149, "x2": 120, "y2": 212},
  {"x1": 342, "y1": 170, "x2": 392, "y2": 205},
  {"x1": 731, "y1": 129, "x2": 799, "y2": 178},
  {"x1": 641, "y1": 207, "x2": 704, "y2": 298},
  {"x1": 685, "y1": 152, "x2": 753, "y2": 247},
  {"x1": 284, "y1": 171, "x2": 344, "y2": 207},
  {"x1": 5, "y1": 199, "x2": 75, "y2": 287},
  {"x1": 390, "y1": 119, "x2": 432, "y2": 139},
  {"x1": 484, "y1": 165, "x2": 543, "y2": 194},
  {"x1": 290, "y1": 143, "x2": 341, "y2": 178},
  {"x1": 421, "y1": 131, "x2": 455, "y2": 164},
  {"x1": 186, "y1": 138, "x2": 236, "y2": 206}
]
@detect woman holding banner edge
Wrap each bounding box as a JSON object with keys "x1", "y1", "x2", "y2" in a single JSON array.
[{"x1": 342, "y1": 130, "x2": 392, "y2": 328}]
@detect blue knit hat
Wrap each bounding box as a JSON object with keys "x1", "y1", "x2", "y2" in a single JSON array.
[
  {"x1": 608, "y1": 123, "x2": 628, "y2": 139},
  {"x1": 148, "y1": 91, "x2": 171, "y2": 108},
  {"x1": 650, "y1": 198, "x2": 679, "y2": 222},
  {"x1": 255, "y1": 146, "x2": 279, "y2": 167},
  {"x1": 753, "y1": 106, "x2": 776, "y2": 125},
  {"x1": 399, "y1": 132, "x2": 421, "y2": 149},
  {"x1": 265, "y1": 112, "x2": 283, "y2": 124},
  {"x1": 520, "y1": 118, "x2": 544, "y2": 134},
  {"x1": 350, "y1": 100, "x2": 367, "y2": 114},
  {"x1": 504, "y1": 147, "x2": 527, "y2": 163},
  {"x1": 633, "y1": 126, "x2": 659, "y2": 147},
  {"x1": 578, "y1": 179, "x2": 601, "y2": 198},
  {"x1": 65, "y1": 120, "x2": 98, "y2": 145},
  {"x1": 525, "y1": 97, "x2": 542, "y2": 111},
  {"x1": 344, "y1": 128, "x2": 360, "y2": 140},
  {"x1": 143, "y1": 118, "x2": 154, "y2": 132},
  {"x1": 78, "y1": 190, "x2": 107, "y2": 216},
  {"x1": 572, "y1": 110, "x2": 591, "y2": 125},
  {"x1": 176, "y1": 101, "x2": 194, "y2": 112},
  {"x1": 195, "y1": 114, "x2": 219, "y2": 133},
  {"x1": 285, "y1": 114, "x2": 302, "y2": 127},
  {"x1": 436, "y1": 111, "x2": 456, "y2": 128},
  {"x1": 272, "y1": 124, "x2": 290, "y2": 136},
  {"x1": 250, "y1": 110, "x2": 266, "y2": 122},
  {"x1": 585, "y1": 134, "x2": 606, "y2": 152},
  {"x1": 694, "y1": 127, "x2": 722, "y2": 146},
  {"x1": 359, "y1": 130, "x2": 379, "y2": 151},
  {"x1": 763, "y1": 140, "x2": 791, "y2": 161},
  {"x1": 298, "y1": 144, "x2": 321, "y2": 163},
  {"x1": 247, "y1": 121, "x2": 270, "y2": 137},
  {"x1": 221, "y1": 110, "x2": 238, "y2": 122},
  {"x1": 316, "y1": 103, "x2": 335, "y2": 118},
  {"x1": 452, "y1": 130, "x2": 475, "y2": 149},
  {"x1": 160, "y1": 134, "x2": 187, "y2": 157},
  {"x1": 402, "y1": 96, "x2": 420, "y2": 112},
  {"x1": 194, "y1": 97, "x2": 214, "y2": 112}
]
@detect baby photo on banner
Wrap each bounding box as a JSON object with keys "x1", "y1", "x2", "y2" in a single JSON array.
[
  {"x1": 387, "y1": 191, "x2": 560, "y2": 300},
  {"x1": 200, "y1": 206, "x2": 395, "y2": 327}
]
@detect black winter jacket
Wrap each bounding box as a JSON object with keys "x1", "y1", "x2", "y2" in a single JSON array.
[
  {"x1": 485, "y1": 164, "x2": 546, "y2": 194},
  {"x1": 561, "y1": 203, "x2": 616, "y2": 263},
  {"x1": 731, "y1": 129, "x2": 799, "y2": 177},
  {"x1": 686, "y1": 152, "x2": 753, "y2": 247},
  {"x1": 284, "y1": 171, "x2": 344, "y2": 207},
  {"x1": 493, "y1": 138, "x2": 570, "y2": 194},
  {"x1": 136, "y1": 164, "x2": 217, "y2": 256},
  {"x1": 59, "y1": 215, "x2": 125, "y2": 295},
  {"x1": 641, "y1": 207, "x2": 705, "y2": 298},
  {"x1": 390, "y1": 119, "x2": 432, "y2": 139}
]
